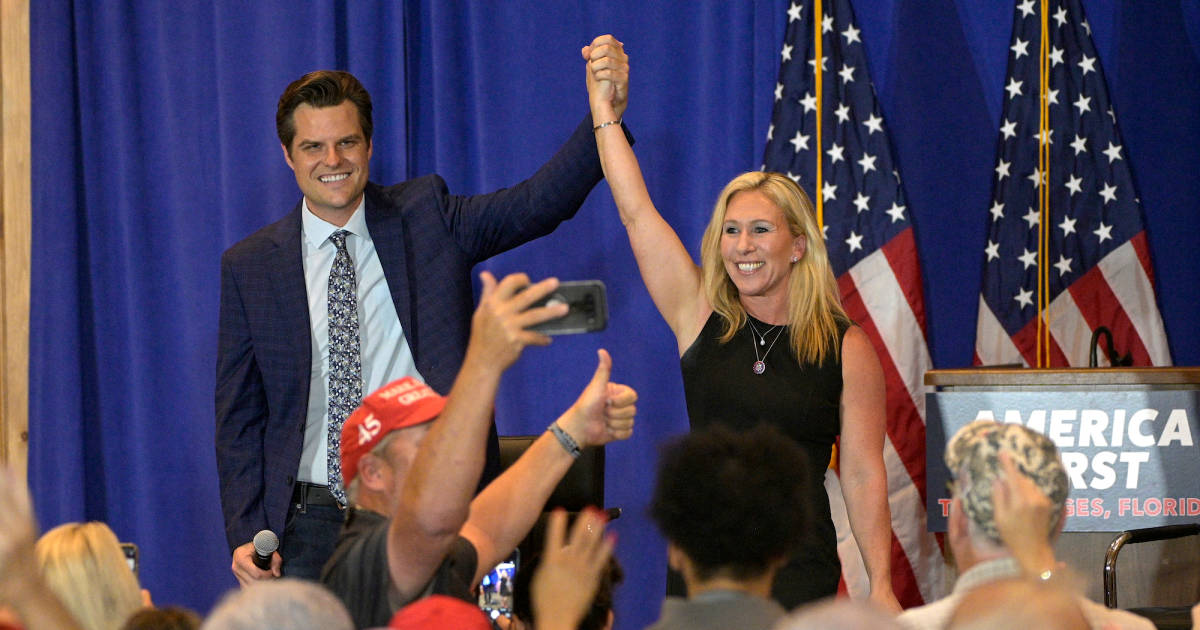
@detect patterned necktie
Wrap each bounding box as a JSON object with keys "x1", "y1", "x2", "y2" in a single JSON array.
[{"x1": 327, "y1": 230, "x2": 361, "y2": 506}]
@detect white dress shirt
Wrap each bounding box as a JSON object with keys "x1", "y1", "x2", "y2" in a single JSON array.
[{"x1": 297, "y1": 198, "x2": 423, "y2": 485}]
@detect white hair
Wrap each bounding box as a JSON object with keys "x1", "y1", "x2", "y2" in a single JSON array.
[{"x1": 200, "y1": 579, "x2": 353, "y2": 630}]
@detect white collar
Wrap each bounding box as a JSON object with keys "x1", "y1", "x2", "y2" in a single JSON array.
[{"x1": 301, "y1": 197, "x2": 368, "y2": 248}]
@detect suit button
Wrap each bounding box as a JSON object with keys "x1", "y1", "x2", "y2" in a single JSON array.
[{"x1": 286, "y1": 476, "x2": 294, "y2": 485}]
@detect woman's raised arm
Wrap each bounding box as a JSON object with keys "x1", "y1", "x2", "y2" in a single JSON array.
[{"x1": 583, "y1": 35, "x2": 710, "y2": 350}]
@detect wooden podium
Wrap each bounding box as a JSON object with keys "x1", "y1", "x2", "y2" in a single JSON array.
[{"x1": 925, "y1": 367, "x2": 1200, "y2": 608}]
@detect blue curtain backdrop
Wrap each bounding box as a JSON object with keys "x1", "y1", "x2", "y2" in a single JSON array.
[{"x1": 28, "y1": 2, "x2": 1200, "y2": 628}]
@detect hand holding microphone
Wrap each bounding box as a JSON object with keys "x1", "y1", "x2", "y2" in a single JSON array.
[
  {"x1": 252, "y1": 530, "x2": 279, "y2": 571},
  {"x1": 230, "y1": 530, "x2": 281, "y2": 585}
]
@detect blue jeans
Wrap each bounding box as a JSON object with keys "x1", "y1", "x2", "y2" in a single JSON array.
[{"x1": 280, "y1": 503, "x2": 345, "y2": 580}]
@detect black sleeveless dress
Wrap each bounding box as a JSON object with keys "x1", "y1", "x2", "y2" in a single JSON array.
[{"x1": 672, "y1": 311, "x2": 847, "y2": 608}]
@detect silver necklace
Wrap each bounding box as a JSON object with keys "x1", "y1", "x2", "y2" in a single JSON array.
[{"x1": 747, "y1": 319, "x2": 785, "y2": 375}]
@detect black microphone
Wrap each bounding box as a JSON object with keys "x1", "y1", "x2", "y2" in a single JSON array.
[{"x1": 252, "y1": 530, "x2": 279, "y2": 571}]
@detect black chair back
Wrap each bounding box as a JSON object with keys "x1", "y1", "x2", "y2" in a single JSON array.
[{"x1": 498, "y1": 435, "x2": 606, "y2": 513}]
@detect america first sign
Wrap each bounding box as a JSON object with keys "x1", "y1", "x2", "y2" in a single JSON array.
[{"x1": 926, "y1": 389, "x2": 1200, "y2": 531}]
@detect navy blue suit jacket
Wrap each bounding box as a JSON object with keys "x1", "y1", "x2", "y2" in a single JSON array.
[{"x1": 215, "y1": 115, "x2": 615, "y2": 552}]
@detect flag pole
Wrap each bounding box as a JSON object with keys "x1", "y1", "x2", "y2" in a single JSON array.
[
  {"x1": 1037, "y1": 0, "x2": 1051, "y2": 367},
  {"x1": 814, "y1": 0, "x2": 824, "y2": 229}
]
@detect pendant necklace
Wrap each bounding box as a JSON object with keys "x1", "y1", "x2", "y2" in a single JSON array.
[{"x1": 747, "y1": 318, "x2": 785, "y2": 375}]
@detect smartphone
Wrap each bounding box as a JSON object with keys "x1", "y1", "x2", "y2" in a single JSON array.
[
  {"x1": 477, "y1": 549, "x2": 519, "y2": 621},
  {"x1": 120, "y1": 542, "x2": 139, "y2": 576},
  {"x1": 526, "y1": 280, "x2": 608, "y2": 335}
]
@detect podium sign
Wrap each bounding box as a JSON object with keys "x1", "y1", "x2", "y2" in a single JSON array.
[{"x1": 926, "y1": 369, "x2": 1200, "y2": 532}]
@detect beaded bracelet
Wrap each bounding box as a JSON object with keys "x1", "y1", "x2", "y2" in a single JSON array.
[{"x1": 548, "y1": 422, "x2": 582, "y2": 458}]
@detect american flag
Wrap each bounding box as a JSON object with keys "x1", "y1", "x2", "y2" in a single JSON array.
[
  {"x1": 762, "y1": 0, "x2": 945, "y2": 607},
  {"x1": 975, "y1": 0, "x2": 1171, "y2": 367}
]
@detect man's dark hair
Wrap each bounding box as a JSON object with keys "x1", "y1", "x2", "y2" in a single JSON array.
[
  {"x1": 650, "y1": 424, "x2": 809, "y2": 581},
  {"x1": 511, "y1": 552, "x2": 623, "y2": 630},
  {"x1": 276, "y1": 70, "x2": 373, "y2": 153}
]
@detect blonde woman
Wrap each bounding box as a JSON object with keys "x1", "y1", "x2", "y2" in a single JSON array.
[
  {"x1": 35, "y1": 522, "x2": 145, "y2": 630},
  {"x1": 0, "y1": 467, "x2": 83, "y2": 630},
  {"x1": 582, "y1": 36, "x2": 901, "y2": 613}
]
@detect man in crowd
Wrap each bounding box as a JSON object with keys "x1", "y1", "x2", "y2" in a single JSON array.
[
  {"x1": 775, "y1": 600, "x2": 903, "y2": 630},
  {"x1": 897, "y1": 420, "x2": 1154, "y2": 630},
  {"x1": 944, "y1": 578, "x2": 1089, "y2": 630},
  {"x1": 646, "y1": 424, "x2": 811, "y2": 630},
  {"x1": 215, "y1": 35, "x2": 630, "y2": 583},
  {"x1": 201, "y1": 579, "x2": 353, "y2": 630},
  {"x1": 320, "y1": 271, "x2": 636, "y2": 628}
]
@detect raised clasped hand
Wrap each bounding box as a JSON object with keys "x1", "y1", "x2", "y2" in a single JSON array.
[{"x1": 581, "y1": 34, "x2": 629, "y2": 119}]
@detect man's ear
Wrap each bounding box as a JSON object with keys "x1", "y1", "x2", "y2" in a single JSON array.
[
  {"x1": 1050, "y1": 509, "x2": 1065, "y2": 542},
  {"x1": 281, "y1": 143, "x2": 295, "y2": 170},
  {"x1": 665, "y1": 543, "x2": 686, "y2": 573},
  {"x1": 947, "y1": 496, "x2": 967, "y2": 541},
  {"x1": 357, "y1": 453, "x2": 389, "y2": 491}
]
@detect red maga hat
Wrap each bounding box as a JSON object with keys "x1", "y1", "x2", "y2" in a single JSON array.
[
  {"x1": 340, "y1": 377, "x2": 446, "y2": 486},
  {"x1": 388, "y1": 595, "x2": 491, "y2": 630}
]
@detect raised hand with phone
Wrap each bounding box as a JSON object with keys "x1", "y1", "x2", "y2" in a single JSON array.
[{"x1": 320, "y1": 270, "x2": 636, "y2": 628}]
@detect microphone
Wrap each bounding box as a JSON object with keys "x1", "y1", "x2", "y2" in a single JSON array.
[{"x1": 252, "y1": 530, "x2": 279, "y2": 571}]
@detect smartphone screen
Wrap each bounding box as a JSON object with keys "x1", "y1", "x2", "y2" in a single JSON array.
[
  {"x1": 477, "y1": 550, "x2": 519, "y2": 621},
  {"x1": 121, "y1": 542, "x2": 139, "y2": 577},
  {"x1": 525, "y1": 280, "x2": 608, "y2": 335}
]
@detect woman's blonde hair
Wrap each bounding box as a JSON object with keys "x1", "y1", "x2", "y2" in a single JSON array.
[
  {"x1": 35, "y1": 521, "x2": 143, "y2": 630},
  {"x1": 699, "y1": 171, "x2": 849, "y2": 364}
]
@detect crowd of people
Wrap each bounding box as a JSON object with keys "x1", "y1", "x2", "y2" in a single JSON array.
[
  {"x1": 2, "y1": 31, "x2": 1197, "y2": 630},
  {"x1": 6, "y1": 414, "x2": 1198, "y2": 629}
]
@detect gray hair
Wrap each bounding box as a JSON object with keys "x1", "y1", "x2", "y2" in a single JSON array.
[
  {"x1": 200, "y1": 579, "x2": 353, "y2": 630},
  {"x1": 945, "y1": 421, "x2": 1069, "y2": 545}
]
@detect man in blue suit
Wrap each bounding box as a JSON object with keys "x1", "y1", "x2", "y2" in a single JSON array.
[{"x1": 215, "y1": 35, "x2": 630, "y2": 584}]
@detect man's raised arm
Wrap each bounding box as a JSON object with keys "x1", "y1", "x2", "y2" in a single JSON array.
[
  {"x1": 462, "y1": 348, "x2": 636, "y2": 582},
  {"x1": 386, "y1": 271, "x2": 567, "y2": 600}
]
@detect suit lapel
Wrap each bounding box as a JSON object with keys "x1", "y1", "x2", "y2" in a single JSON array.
[
  {"x1": 364, "y1": 187, "x2": 417, "y2": 361},
  {"x1": 265, "y1": 207, "x2": 313, "y2": 360}
]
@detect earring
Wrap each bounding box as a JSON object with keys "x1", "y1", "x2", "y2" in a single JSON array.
[{"x1": 790, "y1": 256, "x2": 799, "y2": 263}]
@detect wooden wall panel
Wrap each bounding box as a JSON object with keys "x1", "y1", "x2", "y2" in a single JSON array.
[{"x1": 0, "y1": 0, "x2": 31, "y2": 482}]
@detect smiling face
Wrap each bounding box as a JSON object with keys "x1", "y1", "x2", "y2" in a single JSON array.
[
  {"x1": 282, "y1": 100, "x2": 372, "y2": 225},
  {"x1": 719, "y1": 190, "x2": 806, "y2": 306}
]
